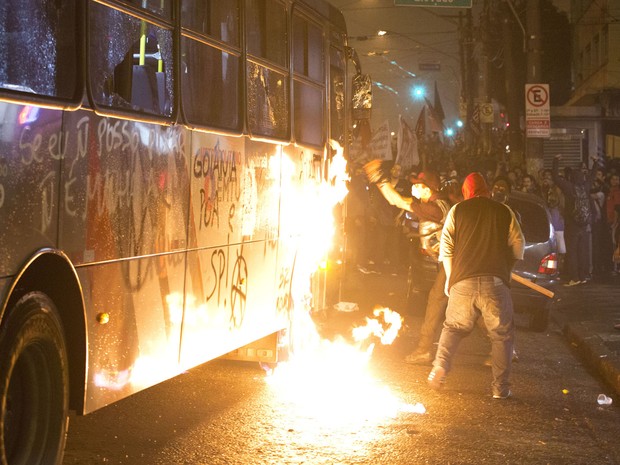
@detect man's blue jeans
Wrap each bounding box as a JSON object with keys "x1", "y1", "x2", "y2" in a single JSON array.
[
  {"x1": 434, "y1": 276, "x2": 514, "y2": 394},
  {"x1": 416, "y1": 265, "x2": 448, "y2": 353}
]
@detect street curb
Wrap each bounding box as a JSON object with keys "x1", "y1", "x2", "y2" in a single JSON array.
[{"x1": 561, "y1": 321, "x2": 620, "y2": 397}]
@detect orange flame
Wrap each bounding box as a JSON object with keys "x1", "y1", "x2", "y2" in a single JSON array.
[
  {"x1": 352, "y1": 306, "x2": 403, "y2": 347},
  {"x1": 267, "y1": 141, "x2": 424, "y2": 424}
]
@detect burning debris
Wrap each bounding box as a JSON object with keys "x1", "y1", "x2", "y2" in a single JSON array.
[
  {"x1": 265, "y1": 303, "x2": 423, "y2": 421},
  {"x1": 352, "y1": 306, "x2": 403, "y2": 347}
]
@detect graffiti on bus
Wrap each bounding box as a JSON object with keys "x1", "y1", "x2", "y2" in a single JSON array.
[{"x1": 193, "y1": 140, "x2": 241, "y2": 231}]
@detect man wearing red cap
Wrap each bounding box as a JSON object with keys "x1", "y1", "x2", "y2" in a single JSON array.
[
  {"x1": 364, "y1": 160, "x2": 452, "y2": 364},
  {"x1": 427, "y1": 173, "x2": 525, "y2": 399}
]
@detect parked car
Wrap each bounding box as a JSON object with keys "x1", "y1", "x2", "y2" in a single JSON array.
[{"x1": 405, "y1": 190, "x2": 559, "y2": 331}]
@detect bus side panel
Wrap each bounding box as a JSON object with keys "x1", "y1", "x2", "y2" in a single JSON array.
[
  {"x1": 57, "y1": 111, "x2": 191, "y2": 412},
  {"x1": 180, "y1": 240, "x2": 281, "y2": 367},
  {"x1": 0, "y1": 103, "x2": 61, "y2": 277},
  {"x1": 77, "y1": 253, "x2": 186, "y2": 413},
  {"x1": 58, "y1": 111, "x2": 189, "y2": 264},
  {"x1": 187, "y1": 133, "x2": 280, "y2": 248},
  {"x1": 180, "y1": 135, "x2": 284, "y2": 366}
]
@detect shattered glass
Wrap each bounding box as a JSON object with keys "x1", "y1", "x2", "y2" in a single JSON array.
[
  {"x1": 247, "y1": 62, "x2": 288, "y2": 140},
  {"x1": 352, "y1": 74, "x2": 372, "y2": 120},
  {"x1": 0, "y1": 0, "x2": 77, "y2": 98},
  {"x1": 89, "y1": 2, "x2": 174, "y2": 117},
  {"x1": 330, "y1": 47, "x2": 346, "y2": 145}
]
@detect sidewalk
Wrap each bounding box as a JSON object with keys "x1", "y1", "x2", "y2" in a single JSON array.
[{"x1": 550, "y1": 273, "x2": 620, "y2": 396}]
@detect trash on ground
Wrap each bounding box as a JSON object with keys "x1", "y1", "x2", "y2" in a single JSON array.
[{"x1": 334, "y1": 302, "x2": 359, "y2": 313}]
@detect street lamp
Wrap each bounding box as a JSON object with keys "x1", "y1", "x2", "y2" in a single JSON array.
[{"x1": 411, "y1": 85, "x2": 426, "y2": 100}]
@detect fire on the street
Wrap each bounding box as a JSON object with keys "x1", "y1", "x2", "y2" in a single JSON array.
[
  {"x1": 264, "y1": 307, "x2": 425, "y2": 427},
  {"x1": 265, "y1": 141, "x2": 425, "y2": 429}
]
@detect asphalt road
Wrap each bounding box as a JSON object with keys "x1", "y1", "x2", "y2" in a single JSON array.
[{"x1": 63, "y1": 268, "x2": 620, "y2": 465}]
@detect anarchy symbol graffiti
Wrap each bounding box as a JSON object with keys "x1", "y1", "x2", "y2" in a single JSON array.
[{"x1": 229, "y1": 252, "x2": 248, "y2": 329}]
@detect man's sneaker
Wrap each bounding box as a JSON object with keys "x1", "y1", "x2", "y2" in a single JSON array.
[
  {"x1": 563, "y1": 280, "x2": 583, "y2": 287},
  {"x1": 492, "y1": 389, "x2": 512, "y2": 400},
  {"x1": 405, "y1": 351, "x2": 432, "y2": 364},
  {"x1": 427, "y1": 366, "x2": 446, "y2": 390}
]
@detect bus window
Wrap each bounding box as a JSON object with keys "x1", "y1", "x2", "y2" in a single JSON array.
[
  {"x1": 292, "y1": 12, "x2": 324, "y2": 147},
  {"x1": 181, "y1": 0, "x2": 239, "y2": 46},
  {"x1": 88, "y1": 1, "x2": 174, "y2": 118},
  {"x1": 293, "y1": 82, "x2": 322, "y2": 147},
  {"x1": 117, "y1": 0, "x2": 172, "y2": 20},
  {"x1": 181, "y1": 1, "x2": 241, "y2": 131},
  {"x1": 0, "y1": 0, "x2": 78, "y2": 100},
  {"x1": 293, "y1": 14, "x2": 323, "y2": 82},
  {"x1": 245, "y1": 0, "x2": 287, "y2": 66},
  {"x1": 181, "y1": 40, "x2": 240, "y2": 131},
  {"x1": 247, "y1": 63, "x2": 288, "y2": 139},
  {"x1": 245, "y1": 0, "x2": 288, "y2": 140},
  {"x1": 330, "y1": 46, "x2": 346, "y2": 146}
]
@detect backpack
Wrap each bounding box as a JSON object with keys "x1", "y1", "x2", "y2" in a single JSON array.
[{"x1": 572, "y1": 184, "x2": 591, "y2": 225}]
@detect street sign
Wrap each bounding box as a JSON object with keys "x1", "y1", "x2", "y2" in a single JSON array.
[
  {"x1": 419, "y1": 61, "x2": 441, "y2": 71},
  {"x1": 480, "y1": 103, "x2": 494, "y2": 124},
  {"x1": 525, "y1": 83, "x2": 550, "y2": 138},
  {"x1": 395, "y1": 0, "x2": 472, "y2": 7}
]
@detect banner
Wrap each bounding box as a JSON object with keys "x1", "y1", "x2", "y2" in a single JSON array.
[
  {"x1": 415, "y1": 106, "x2": 426, "y2": 139},
  {"x1": 395, "y1": 115, "x2": 420, "y2": 169},
  {"x1": 424, "y1": 98, "x2": 444, "y2": 134},
  {"x1": 370, "y1": 120, "x2": 392, "y2": 161},
  {"x1": 433, "y1": 81, "x2": 445, "y2": 123}
]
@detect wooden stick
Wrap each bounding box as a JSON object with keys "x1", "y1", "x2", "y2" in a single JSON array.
[{"x1": 511, "y1": 272, "x2": 555, "y2": 299}]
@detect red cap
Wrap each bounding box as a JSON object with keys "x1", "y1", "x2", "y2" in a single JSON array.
[
  {"x1": 462, "y1": 172, "x2": 490, "y2": 200},
  {"x1": 409, "y1": 171, "x2": 440, "y2": 192}
]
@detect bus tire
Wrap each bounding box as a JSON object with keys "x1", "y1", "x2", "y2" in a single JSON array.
[{"x1": 0, "y1": 292, "x2": 69, "y2": 465}]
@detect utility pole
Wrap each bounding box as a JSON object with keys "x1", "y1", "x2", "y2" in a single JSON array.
[
  {"x1": 479, "y1": 0, "x2": 491, "y2": 156},
  {"x1": 459, "y1": 12, "x2": 466, "y2": 117},
  {"x1": 525, "y1": 0, "x2": 544, "y2": 176},
  {"x1": 502, "y1": 2, "x2": 523, "y2": 167},
  {"x1": 462, "y1": 7, "x2": 476, "y2": 150}
]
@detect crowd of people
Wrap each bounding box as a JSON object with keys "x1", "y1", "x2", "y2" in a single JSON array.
[
  {"x1": 357, "y1": 158, "x2": 526, "y2": 398},
  {"x1": 345, "y1": 151, "x2": 620, "y2": 283},
  {"x1": 344, "y1": 148, "x2": 620, "y2": 398}
]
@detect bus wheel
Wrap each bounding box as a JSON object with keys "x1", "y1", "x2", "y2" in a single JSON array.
[{"x1": 0, "y1": 292, "x2": 69, "y2": 465}]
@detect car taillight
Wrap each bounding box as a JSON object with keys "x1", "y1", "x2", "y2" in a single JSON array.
[{"x1": 538, "y1": 253, "x2": 558, "y2": 274}]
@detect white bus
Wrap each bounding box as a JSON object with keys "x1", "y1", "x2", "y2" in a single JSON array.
[{"x1": 0, "y1": 1, "x2": 369, "y2": 463}]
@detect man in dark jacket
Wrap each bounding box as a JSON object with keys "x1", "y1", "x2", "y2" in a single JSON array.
[{"x1": 427, "y1": 173, "x2": 525, "y2": 399}]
